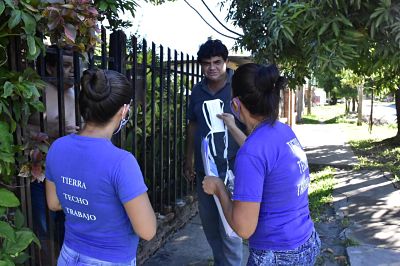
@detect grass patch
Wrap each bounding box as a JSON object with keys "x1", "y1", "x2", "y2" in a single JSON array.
[
  {"x1": 308, "y1": 166, "x2": 336, "y2": 222},
  {"x1": 299, "y1": 115, "x2": 320, "y2": 124},
  {"x1": 349, "y1": 137, "x2": 400, "y2": 180},
  {"x1": 342, "y1": 237, "x2": 359, "y2": 247},
  {"x1": 301, "y1": 104, "x2": 347, "y2": 124}
]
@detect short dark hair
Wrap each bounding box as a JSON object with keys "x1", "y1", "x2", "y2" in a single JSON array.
[
  {"x1": 79, "y1": 69, "x2": 133, "y2": 124},
  {"x1": 232, "y1": 63, "x2": 286, "y2": 123},
  {"x1": 197, "y1": 39, "x2": 228, "y2": 63},
  {"x1": 45, "y1": 45, "x2": 74, "y2": 68}
]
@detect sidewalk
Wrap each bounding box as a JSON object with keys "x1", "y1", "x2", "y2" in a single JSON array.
[
  {"x1": 293, "y1": 124, "x2": 400, "y2": 266},
  {"x1": 142, "y1": 123, "x2": 400, "y2": 266},
  {"x1": 143, "y1": 214, "x2": 249, "y2": 266}
]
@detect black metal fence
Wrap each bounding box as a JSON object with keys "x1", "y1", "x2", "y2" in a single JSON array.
[{"x1": 7, "y1": 28, "x2": 201, "y2": 265}]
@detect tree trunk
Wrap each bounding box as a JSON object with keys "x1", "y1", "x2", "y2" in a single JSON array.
[
  {"x1": 396, "y1": 86, "x2": 400, "y2": 137},
  {"x1": 369, "y1": 89, "x2": 374, "y2": 133},
  {"x1": 307, "y1": 81, "x2": 312, "y2": 115},
  {"x1": 296, "y1": 85, "x2": 304, "y2": 123},
  {"x1": 352, "y1": 97, "x2": 356, "y2": 112},
  {"x1": 357, "y1": 85, "x2": 363, "y2": 126}
]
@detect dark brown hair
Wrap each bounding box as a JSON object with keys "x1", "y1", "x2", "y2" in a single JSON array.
[
  {"x1": 232, "y1": 63, "x2": 286, "y2": 123},
  {"x1": 197, "y1": 39, "x2": 229, "y2": 63},
  {"x1": 79, "y1": 69, "x2": 132, "y2": 124}
]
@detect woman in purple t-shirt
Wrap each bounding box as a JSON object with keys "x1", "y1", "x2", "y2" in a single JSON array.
[
  {"x1": 203, "y1": 63, "x2": 321, "y2": 265},
  {"x1": 45, "y1": 69, "x2": 156, "y2": 265}
]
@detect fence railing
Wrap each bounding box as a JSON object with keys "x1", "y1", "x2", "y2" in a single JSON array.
[{"x1": 7, "y1": 28, "x2": 201, "y2": 265}]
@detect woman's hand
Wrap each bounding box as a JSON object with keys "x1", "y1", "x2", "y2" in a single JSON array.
[
  {"x1": 217, "y1": 113, "x2": 236, "y2": 129},
  {"x1": 202, "y1": 176, "x2": 223, "y2": 195},
  {"x1": 66, "y1": 125, "x2": 80, "y2": 134}
]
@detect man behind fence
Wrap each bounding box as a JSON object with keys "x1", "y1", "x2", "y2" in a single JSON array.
[
  {"x1": 184, "y1": 39, "x2": 243, "y2": 265},
  {"x1": 28, "y1": 45, "x2": 79, "y2": 264}
]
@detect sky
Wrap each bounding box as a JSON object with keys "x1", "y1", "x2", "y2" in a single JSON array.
[{"x1": 119, "y1": 0, "x2": 249, "y2": 56}]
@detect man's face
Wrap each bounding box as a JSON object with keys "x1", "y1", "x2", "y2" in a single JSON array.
[
  {"x1": 200, "y1": 56, "x2": 227, "y2": 83},
  {"x1": 47, "y1": 55, "x2": 74, "y2": 89}
]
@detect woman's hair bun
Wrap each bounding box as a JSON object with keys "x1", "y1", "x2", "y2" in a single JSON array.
[
  {"x1": 81, "y1": 69, "x2": 112, "y2": 101},
  {"x1": 275, "y1": 76, "x2": 287, "y2": 92},
  {"x1": 254, "y1": 64, "x2": 282, "y2": 94}
]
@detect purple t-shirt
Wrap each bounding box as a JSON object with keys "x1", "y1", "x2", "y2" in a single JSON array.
[
  {"x1": 233, "y1": 121, "x2": 314, "y2": 250},
  {"x1": 45, "y1": 134, "x2": 147, "y2": 263}
]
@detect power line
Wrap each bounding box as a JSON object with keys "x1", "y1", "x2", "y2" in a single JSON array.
[
  {"x1": 200, "y1": 0, "x2": 243, "y2": 37},
  {"x1": 183, "y1": 0, "x2": 238, "y2": 40}
]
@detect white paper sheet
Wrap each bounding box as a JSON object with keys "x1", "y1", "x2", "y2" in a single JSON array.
[{"x1": 201, "y1": 137, "x2": 240, "y2": 239}]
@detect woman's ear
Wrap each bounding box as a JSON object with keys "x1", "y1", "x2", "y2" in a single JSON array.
[{"x1": 122, "y1": 104, "x2": 129, "y2": 118}]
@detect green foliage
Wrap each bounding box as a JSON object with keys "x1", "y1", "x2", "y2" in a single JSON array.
[
  {"x1": 0, "y1": 0, "x2": 46, "y2": 61},
  {"x1": 125, "y1": 47, "x2": 188, "y2": 187},
  {"x1": 226, "y1": 0, "x2": 400, "y2": 92},
  {"x1": 0, "y1": 0, "x2": 104, "y2": 262},
  {"x1": 0, "y1": 68, "x2": 46, "y2": 183},
  {"x1": 0, "y1": 189, "x2": 40, "y2": 265},
  {"x1": 350, "y1": 137, "x2": 400, "y2": 182},
  {"x1": 309, "y1": 166, "x2": 336, "y2": 222},
  {"x1": 42, "y1": 0, "x2": 100, "y2": 53}
]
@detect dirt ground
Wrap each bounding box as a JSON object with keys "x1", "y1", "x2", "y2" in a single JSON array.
[{"x1": 314, "y1": 204, "x2": 349, "y2": 266}]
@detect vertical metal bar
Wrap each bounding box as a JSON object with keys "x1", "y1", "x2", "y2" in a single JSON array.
[
  {"x1": 141, "y1": 40, "x2": 147, "y2": 183},
  {"x1": 37, "y1": 52, "x2": 47, "y2": 133},
  {"x1": 101, "y1": 27, "x2": 107, "y2": 69},
  {"x1": 196, "y1": 62, "x2": 201, "y2": 83},
  {"x1": 56, "y1": 47, "x2": 66, "y2": 136},
  {"x1": 46, "y1": 204, "x2": 56, "y2": 265},
  {"x1": 185, "y1": 54, "x2": 190, "y2": 194},
  {"x1": 131, "y1": 36, "x2": 138, "y2": 157},
  {"x1": 190, "y1": 55, "x2": 195, "y2": 192},
  {"x1": 88, "y1": 48, "x2": 95, "y2": 69},
  {"x1": 159, "y1": 45, "x2": 164, "y2": 213},
  {"x1": 173, "y1": 50, "x2": 178, "y2": 205},
  {"x1": 25, "y1": 179, "x2": 35, "y2": 266},
  {"x1": 73, "y1": 51, "x2": 81, "y2": 129},
  {"x1": 151, "y1": 42, "x2": 156, "y2": 207},
  {"x1": 166, "y1": 48, "x2": 172, "y2": 208},
  {"x1": 179, "y1": 52, "x2": 184, "y2": 199}
]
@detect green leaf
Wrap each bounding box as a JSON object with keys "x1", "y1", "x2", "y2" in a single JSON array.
[
  {"x1": 0, "y1": 188, "x2": 20, "y2": 207},
  {"x1": 29, "y1": 100, "x2": 44, "y2": 112},
  {"x1": 370, "y1": 9, "x2": 383, "y2": 19},
  {"x1": 3, "y1": 230, "x2": 36, "y2": 254},
  {"x1": 20, "y1": 1, "x2": 38, "y2": 12},
  {"x1": 14, "y1": 209, "x2": 25, "y2": 229},
  {"x1": 12, "y1": 101, "x2": 21, "y2": 121},
  {"x1": 0, "y1": 1, "x2": 5, "y2": 15},
  {"x1": 318, "y1": 22, "x2": 330, "y2": 36},
  {"x1": 332, "y1": 22, "x2": 339, "y2": 37},
  {"x1": 344, "y1": 29, "x2": 364, "y2": 39},
  {"x1": 0, "y1": 259, "x2": 15, "y2": 266},
  {"x1": 8, "y1": 9, "x2": 22, "y2": 29},
  {"x1": 26, "y1": 35, "x2": 37, "y2": 57},
  {"x1": 24, "y1": 83, "x2": 40, "y2": 97},
  {"x1": 22, "y1": 12, "x2": 37, "y2": 35},
  {"x1": 20, "y1": 84, "x2": 33, "y2": 98},
  {"x1": 0, "y1": 152, "x2": 14, "y2": 163},
  {"x1": 0, "y1": 221, "x2": 16, "y2": 242},
  {"x1": 98, "y1": 0, "x2": 107, "y2": 11},
  {"x1": 338, "y1": 14, "x2": 353, "y2": 27},
  {"x1": 2, "y1": 81, "x2": 15, "y2": 98},
  {"x1": 13, "y1": 252, "x2": 30, "y2": 264},
  {"x1": 3, "y1": 0, "x2": 13, "y2": 8},
  {"x1": 0, "y1": 206, "x2": 6, "y2": 215}
]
